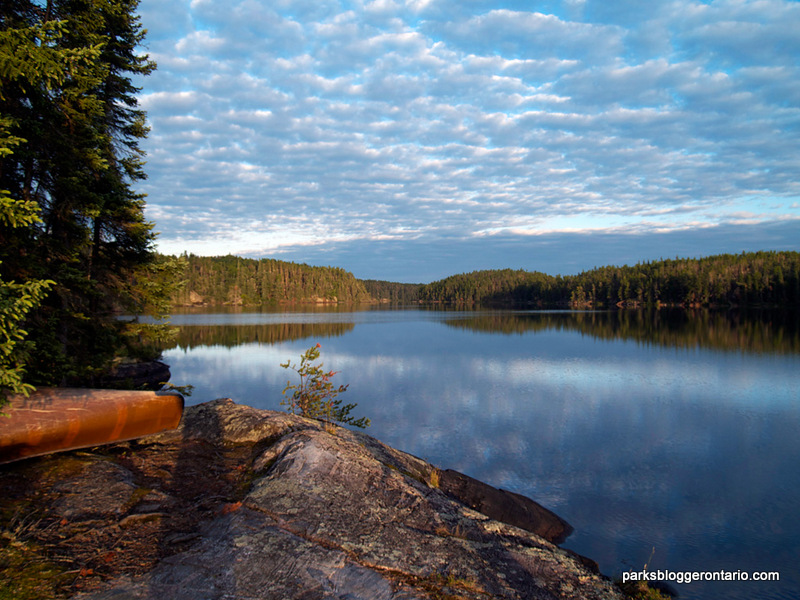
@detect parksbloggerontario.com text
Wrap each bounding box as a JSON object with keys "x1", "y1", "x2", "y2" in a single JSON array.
[{"x1": 622, "y1": 569, "x2": 780, "y2": 585}]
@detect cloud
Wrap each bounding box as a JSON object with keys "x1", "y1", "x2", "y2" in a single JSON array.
[
  {"x1": 432, "y1": 9, "x2": 626, "y2": 62},
  {"x1": 134, "y1": 0, "x2": 800, "y2": 280}
]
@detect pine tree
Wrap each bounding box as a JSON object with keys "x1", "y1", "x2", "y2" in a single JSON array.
[
  {"x1": 1, "y1": 0, "x2": 159, "y2": 389},
  {"x1": 0, "y1": 10, "x2": 88, "y2": 400}
]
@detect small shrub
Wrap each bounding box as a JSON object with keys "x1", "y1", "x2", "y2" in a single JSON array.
[
  {"x1": 617, "y1": 580, "x2": 673, "y2": 600},
  {"x1": 280, "y1": 344, "x2": 370, "y2": 428},
  {"x1": 617, "y1": 548, "x2": 674, "y2": 599},
  {"x1": 429, "y1": 468, "x2": 440, "y2": 488}
]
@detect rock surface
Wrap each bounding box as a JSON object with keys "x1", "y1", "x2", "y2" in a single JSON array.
[
  {"x1": 97, "y1": 360, "x2": 171, "y2": 391},
  {"x1": 0, "y1": 399, "x2": 623, "y2": 600},
  {"x1": 438, "y1": 469, "x2": 574, "y2": 546}
]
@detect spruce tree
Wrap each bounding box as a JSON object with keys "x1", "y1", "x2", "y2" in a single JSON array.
[{"x1": 1, "y1": 0, "x2": 159, "y2": 390}]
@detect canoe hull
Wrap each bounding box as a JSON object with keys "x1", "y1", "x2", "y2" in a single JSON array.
[{"x1": 0, "y1": 388, "x2": 184, "y2": 464}]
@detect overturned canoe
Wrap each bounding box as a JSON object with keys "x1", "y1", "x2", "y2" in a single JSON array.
[{"x1": 0, "y1": 388, "x2": 184, "y2": 464}]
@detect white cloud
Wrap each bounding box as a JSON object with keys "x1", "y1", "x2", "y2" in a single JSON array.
[{"x1": 133, "y1": 0, "x2": 800, "y2": 279}]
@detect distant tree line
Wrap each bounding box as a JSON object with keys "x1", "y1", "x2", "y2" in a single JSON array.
[
  {"x1": 418, "y1": 251, "x2": 800, "y2": 308},
  {"x1": 169, "y1": 254, "x2": 373, "y2": 306},
  {"x1": 162, "y1": 251, "x2": 800, "y2": 309},
  {"x1": 360, "y1": 279, "x2": 422, "y2": 304},
  {"x1": 418, "y1": 269, "x2": 558, "y2": 306}
]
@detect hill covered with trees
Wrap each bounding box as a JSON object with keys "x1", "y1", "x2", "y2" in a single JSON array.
[
  {"x1": 418, "y1": 251, "x2": 800, "y2": 308},
  {"x1": 170, "y1": 254, "x2": 374, "y2": 306},
  {"x1": 360, "y1": 279, "x2": 422, "y2": 304},
  {"x1": 163, "y1": 251, "x2": 800, "y2": 309}
]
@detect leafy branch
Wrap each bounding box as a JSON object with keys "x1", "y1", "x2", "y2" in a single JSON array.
[{"x1": 280, "y1": 343, "x2": 370, "y2": 429}]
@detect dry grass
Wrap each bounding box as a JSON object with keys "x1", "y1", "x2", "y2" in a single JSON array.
[{"x1": 429, "y1": 468, "x2": 440, "y2": 488}]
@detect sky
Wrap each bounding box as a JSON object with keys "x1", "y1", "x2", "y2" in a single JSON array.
[{"x1": 134, "y1": 0, "x2": 800, "y2": 283}]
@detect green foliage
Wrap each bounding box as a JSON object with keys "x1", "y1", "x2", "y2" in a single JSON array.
[
  {"x1": 418, "y1": 268, "x2": 559, "y2": 306},
  {"x1": 1, "y1": 0, "x2": 164, "y2": 388},
  {"x1": 127, "y1": 255, "x2": 188, "y2": 318},
  {"x1": 0, "y1": 191, "x2": 41, "y2": 229},
  {"x1": 361, "y1": 279, "x2": 422, "y2": 304},
  {"x1": 0, "y1": 521, "x2": 72, "y2": 600},
  {"x1": 616, "y1": 548, "x2": 673, "y2": 600},
  {"x1": 280, "y1": 343, "x2": 370, "y2": 428},
  {"x1": 156, "y1": 250, "x2": 800, "y2": 310},
  {"x1": 119, "y1": 254, "x2": 187, "y2": 360},
  {"x1": 418, "y1": 251, "x2": 800, "y2": 308},
  {"x1": 0, "y1": 18, "x2": 102, "y2": 98},
  {"x1": 151, "y1": 254, "x2": 417, "y2": 307},
  {"x1": 168, "y1": 254, "x2": 373, "y2": 306},
  {"x1": 0, "y1": 273, "x2": 54, "y2": 404},
  {"x1": 0, "y1": 118, "x2": 41, "y2": 231},
  {"x1": 0, "y1": 117, "x2": 54, "y2": 406}
]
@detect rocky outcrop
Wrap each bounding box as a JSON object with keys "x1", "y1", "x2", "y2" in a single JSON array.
[
  {"x1": 0, "y1": 399, "x2": 623, "y2": 600},
  {"x1": 97, "y1": 359, "x2": 171, "y2": 390},
  {"x1": 438, "y1": 469, "x2": 574, "y2": 546}
]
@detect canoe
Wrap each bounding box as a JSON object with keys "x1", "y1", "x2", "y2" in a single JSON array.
[{"x1": 0, "y1": 388, "x2": 184, "y2": 464}]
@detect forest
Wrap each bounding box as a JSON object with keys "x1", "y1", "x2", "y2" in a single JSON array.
[
  {"x1": 1, "y1": 0, "x2": 171, "y2": 400},
  {"x1": 360, "y1": 279, "x2": 422, "y2": 305},
  {"x1": 417, "y1": 251, "x2": 800, "y2": 308},
  {"x1": 160, "y1": 250, "x2": 800, "y2": 310},
  {"x1": 156, "y1": 254, "x2": 423, "y2": 306},
  {"x1": 169, "y1": 254, "x2": 374, "y2": 305}
]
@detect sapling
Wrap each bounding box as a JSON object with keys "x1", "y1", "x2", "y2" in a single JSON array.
[{"x1": 280, "y1": 343, "x2": 370, "y2": 428}]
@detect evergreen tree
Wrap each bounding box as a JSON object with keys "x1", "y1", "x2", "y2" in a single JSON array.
[
  {"x1": 0, "y1": 117, "x2": 54, "y2": 403},
  {"x1": 1, "y1": 0, "x2": 159, "y2": 390},
  {"x1": 417, "y1": 252, "x2": 800, "y2": 308},
  {"x1": 0, "y1": 11, "x2": 93, "y2": 401}
]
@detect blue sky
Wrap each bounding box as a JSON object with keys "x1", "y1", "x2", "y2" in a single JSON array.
[{"x1": 134, "y1": 0, "x2": 800, "y2": 283}]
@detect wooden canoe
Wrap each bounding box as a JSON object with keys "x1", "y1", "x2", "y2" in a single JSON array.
[{"x1": 0, "y1": 388, "x2": 184, "y2": 464}]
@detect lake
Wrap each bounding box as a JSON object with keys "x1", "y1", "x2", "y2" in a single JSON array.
[{"x1": 156, "y1": 307, "x2": 800, "y2": 600}]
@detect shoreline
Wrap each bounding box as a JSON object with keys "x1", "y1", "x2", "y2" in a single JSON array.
[{"x1": 1, "y1": 398, "x2": 626, "y2": 600}]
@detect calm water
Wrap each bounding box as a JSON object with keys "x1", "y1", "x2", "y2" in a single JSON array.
[{"x1": 157, "y1": 308, "x2": 800, "y2": 600}]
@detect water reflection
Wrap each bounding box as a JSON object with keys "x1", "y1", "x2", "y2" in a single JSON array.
[
  {"x1": 160, "y1": 308, "x2": 800, "y2": 354},
  {"x1": 158, "y1": 308, "x2": 800, "y2": 600},
  {"x1": 446, "y1": 309, "x2": 800, "y2": 354},
  {"x1": 163, "y1": 322, "x2": 355, "y2": 350}
]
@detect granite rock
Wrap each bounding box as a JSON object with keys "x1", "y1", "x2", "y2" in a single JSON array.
[{"x1": 2, "y1": 399, "x2": 623, "y2": 600}]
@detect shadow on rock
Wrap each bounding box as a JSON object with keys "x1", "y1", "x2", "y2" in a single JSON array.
[{"x1": 3, "y1": 399, "x2": 624, "y2": 600}]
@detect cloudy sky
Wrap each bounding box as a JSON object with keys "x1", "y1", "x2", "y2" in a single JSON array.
[{"x1": 134, "y1": 0, "x2": 800, "y2": 282}]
